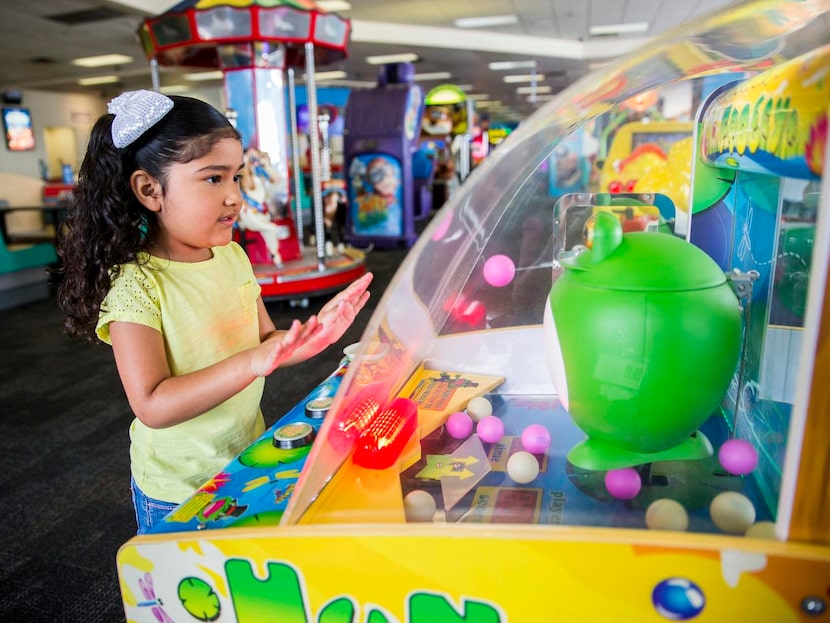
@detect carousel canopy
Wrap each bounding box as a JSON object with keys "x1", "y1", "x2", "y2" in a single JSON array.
[{"x1": 138, "y1": 0, "x2": 350, "y2": 70}]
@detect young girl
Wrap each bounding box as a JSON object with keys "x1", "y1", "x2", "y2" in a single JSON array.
[{"x1": 56, "y1": 90, "x2": 373, "y2": 534}]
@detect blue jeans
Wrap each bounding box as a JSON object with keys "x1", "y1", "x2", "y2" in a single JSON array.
[{"x1": 130, "y1": 477, "x2": 178, "y2": 535}]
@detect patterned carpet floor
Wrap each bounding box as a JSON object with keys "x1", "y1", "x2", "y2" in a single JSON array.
[{"x1": 0, "y1": 245, "x2": 408, "y2": 622}]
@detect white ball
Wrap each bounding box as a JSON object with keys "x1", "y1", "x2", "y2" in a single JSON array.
[
  {"x1": 466, "y1": 396, "x2": 493, "y2": 422},
  {"x1": 645, "y1": 498, "x2": 689, "y2": 532},
  {"x1": 506, "y1": 451, "x2": 540, "y2": 484},
  {"x1": 745, "y1": 521, "x2": 778, "y2": 539},
  {"x1": 404, "y1": 490, "x2": 437, "y2": 522},
  {"x1": 710, "y1": 491, "x2": 756, "y2": 534}
]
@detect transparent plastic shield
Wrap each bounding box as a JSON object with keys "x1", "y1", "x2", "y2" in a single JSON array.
[{"x1": 282, "y1": 0, "x2": 830, "y2": 530}]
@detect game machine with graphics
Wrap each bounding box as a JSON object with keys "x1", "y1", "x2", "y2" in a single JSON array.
[
  {"x1": 422, "y1": 83, "x2": 476, "y2": 213},
  {"x1": 118, "y1": 3, "x2": 830, "y2": 621},
  {"x1": 343, "y1": 62, "x2": 425, "y2": 248}
]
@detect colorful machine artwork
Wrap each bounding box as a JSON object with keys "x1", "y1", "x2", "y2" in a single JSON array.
[
  {"x1": 347, "y1": 153, "x2": 404, "y2": 238},
  {"x1": 343, "y1": 63, "x2": 424, "y2": 247},
  {"x1": 118, "y1": 5, "x2": 830, "y2": 622},
  {"x1": 547, "y1": 127, "x2": 594, "y2": 196},
  {"x1": 147, "y1": 361, "x2": 350, "y2": 533}
]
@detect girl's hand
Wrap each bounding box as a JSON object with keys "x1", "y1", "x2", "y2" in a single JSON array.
[
  {"x1": 251, "y1": 316, "x2": 321, "y2": 377},
  {"x1": 315, "y1": 272, "x2": 373, "y2": 346}
]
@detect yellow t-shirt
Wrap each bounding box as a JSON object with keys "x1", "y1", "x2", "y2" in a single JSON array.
[{"x1": 96, "y1": 242, "x2": 266, "y2": 503}]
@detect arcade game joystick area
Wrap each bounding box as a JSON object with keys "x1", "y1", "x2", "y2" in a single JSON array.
[{"x1": 117, "y1": 2, "x2": 830, "y2": 621}]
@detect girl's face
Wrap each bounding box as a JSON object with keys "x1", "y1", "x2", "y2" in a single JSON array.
[{"x1": 152, "y1": 138, "x2": 244, "y2": 262}]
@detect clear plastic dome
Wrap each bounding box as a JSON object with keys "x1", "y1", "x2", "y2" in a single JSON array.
[{"x1": 283, "y1": 1, "x2": 830, "y2": 537}]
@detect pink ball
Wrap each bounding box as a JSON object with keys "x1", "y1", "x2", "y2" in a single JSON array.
[
  {"x1": 476, "y1": 415, "x2": 505, "y2": 444},
  {"x1": 605, "y1": 468, "x2": 642, "y2": 500},
  {"x1": 483, "y1": 255, "x2": 516, "y2": 287},
  {"x1": 446, "y1": 411, "x2": 473, "y2": 439},
  {"x1": 718, "y1": 439, "x2": 758, "y2": 475},
  {"x1": 431, "y1": 212, "x2": 452, "y2": 241},
  {"x1": 521, "y1": 424, "x2": 552, "y2": 454}
]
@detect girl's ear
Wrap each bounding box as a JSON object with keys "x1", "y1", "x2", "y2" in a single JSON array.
[{"x1": 130, "y1": 170, "x2": 162, "y2": 212}]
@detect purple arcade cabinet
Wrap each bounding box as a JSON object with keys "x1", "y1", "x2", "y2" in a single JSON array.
[{"x1": 343, "y1": 63, "x2": 424, "y2": 248}]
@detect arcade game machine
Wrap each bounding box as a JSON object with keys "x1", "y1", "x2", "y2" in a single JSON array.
[
  {"x1": 137, "y1": 0, "x2": 366, "y2": 303},
  {"x1": 422, "y1": 84, "x2": 476, "y2": 212},
  {"x1": 118, "y1": 2, "x2": 830, "y2": 621},
  {"x1": 547, "y1": 126, "x2": 595, "y2": 197},
  {"x1": 414, "y1": 89, "x2": 458, "y2": 220},
  {"x1": 343, "y1": 62, "x2": 424, "y2": 248},
  {"x1": 598, "y1": 119, "x2": 695, "y2": 194}
]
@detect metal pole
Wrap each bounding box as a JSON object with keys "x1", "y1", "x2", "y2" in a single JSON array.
[
  {"x1": 286, "y1": 68, "x2": 305, "y2": 240},
  {"x1": 150, "y1": 58, "x2": 160, "y2": 92},
  {"x1": 304, "y1": 42, "x2": 326, "y2": 271},
  {"x1": 318, "y1": 109, "x2": 331, "y2": 183}
]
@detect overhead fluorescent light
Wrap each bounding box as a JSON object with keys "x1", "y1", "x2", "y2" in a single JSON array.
[
  {"x1": 488, "y1": 60, "x2": 537, "y2": 71},
  {"x1": 467, "y1": 93, "x2": 491, "y2": 100},
  {"x1": 72, "y1": 54, "x2": 133, "y2": 68},
  {"x1": 315, "y1": 0, "x2": 352, "y2": 11},
  {"x1": 77, "y1": 75, "x2": 120, "y2": 86},
  {"x1": 184, "y1": 70, "x2": 224, "y2": 81},
  {"x1": 475, "y1": 100, "x2": 502, "y2": 108},
  {"x1": 517, "y1": 85, "x2": 552, "y2": 94},
  {"x1": 309, "y1": 70, "x2": 348, "y2": 80},
  {"x1": 318, "y1": 79, "x2": 377, "y2": 88},
  {"x1": 366, "y1": 53, "x2": 419, "y2": 65},
  {"x1": 589, "y1": 22, "x2": 649, "y2": 36},
  {"x1": 413, "y1": 71, "x2": 452, "y2": 81},
  {"x1": 454, "y1": 15, "x2": 518, "y2": 29},
  {"x1": 503, "y1": 74, "x2": 544, "y2": 83}
]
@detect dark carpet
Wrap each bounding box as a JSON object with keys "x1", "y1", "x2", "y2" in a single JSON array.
[{"x1": 0, "y1": 245, "x2": 408, "y2": 622}]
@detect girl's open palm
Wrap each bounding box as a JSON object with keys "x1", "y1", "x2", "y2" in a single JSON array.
[
  {"x1": 251, "y1": 316, "x2": 321, "y2": 377},
  {"x1": 315, "y1": 273, "x2": 373, "y2": 345}
]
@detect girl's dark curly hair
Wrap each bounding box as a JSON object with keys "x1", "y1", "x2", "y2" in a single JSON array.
[{"x1": 55, "y1": 95, "x2": 241, "y2": 342}]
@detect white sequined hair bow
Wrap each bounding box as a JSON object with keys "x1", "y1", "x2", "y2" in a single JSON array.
[{"x1": 107, "y1": 90, "x2": 174, "y2": 148}]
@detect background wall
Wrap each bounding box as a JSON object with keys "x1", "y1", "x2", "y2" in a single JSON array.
[
  {"x1": 0, "y1": 86, "x2": 225, "y2": 183},
  {"x1": 0, "y1": 90, "x2": 106, "y2": 179}
]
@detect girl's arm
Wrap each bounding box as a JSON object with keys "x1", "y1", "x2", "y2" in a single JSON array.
[
  {"x1": 112, "y1": 271, "x2": 371, "y2": 429},
  {"x1": 259, "y1": 272, "x2": 373, "y2": 366},
  {"x1": 109, "y1": 315, "x2": 320, "y2": 429}
]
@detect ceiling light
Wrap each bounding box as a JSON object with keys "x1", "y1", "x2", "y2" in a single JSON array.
[
  {"x1": 319, "y1": 79, "x2": 377, "y2": 88},
  {"x1": 366, "y1": 53, "x2": 419, "y2": 65},
  {"x1": 184, "y1": 71, "x2": 224, "y2": 81},
  {"x1": 517, "y1": 85, "x2": 552, "y2": 94},
  {"x1": 315, "y1": 0, "x2": 352, "y2": 11},
  {"x1": 503, "y1": 74, "x2": 544, "y2": 83},
  {"x1": 467, "y1": 93, "x2": 491, "y2": 100},
  {"x1": 310, "y1": 70, "x2": 348, "y2": 80},
  {"x1": 77, "y1": 75, "x2": 119, "y2": 86},
  {"x1": 488, "y1": 60, "x2": 537, "y2": 71},
  {"x1": 589, "y1": 22, "x2": 649, "y2": 36},
  {"x1": 72, "y1": 54, "x2": 133, "y2": 68},
  {"x1": 454, "y1": 15, "x2": 518, "y2": 29},
  {"x1": 413, "y1": 71, "x2": 452, "y2": 81}
]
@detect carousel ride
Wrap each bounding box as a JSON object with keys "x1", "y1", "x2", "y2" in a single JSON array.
[{"x1": 137, "y1": 0, "x2": 367, "y2": 302}]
